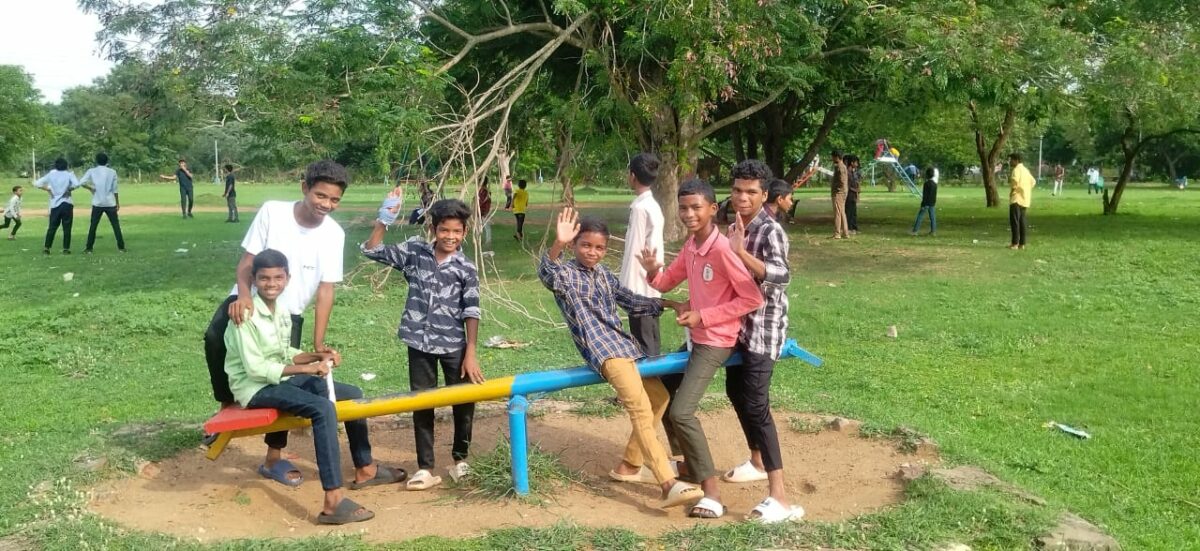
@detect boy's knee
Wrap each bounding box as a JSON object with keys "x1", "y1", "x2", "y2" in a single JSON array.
[{"x1": 338, "y1": 384, "x2": 364, "y2": 401}]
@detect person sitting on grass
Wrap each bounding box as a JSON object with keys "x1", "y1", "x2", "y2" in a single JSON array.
[
  {"x1": 539, "y1": 207, "x2": 703, "y2": 510},
  {"x1": 362, "y1": 190, "x2": 484, "y2": 490},
  {"x1": 638, "y1": 178, "x2": 765, "y2": 519},
  {"x1": 224, "y1": 249, "x2": 405, "y2": 526}
]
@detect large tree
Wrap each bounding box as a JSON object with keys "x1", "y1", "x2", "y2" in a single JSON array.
[{"x1": 0, "y1": 66, "x2": 47, "y2": 169}]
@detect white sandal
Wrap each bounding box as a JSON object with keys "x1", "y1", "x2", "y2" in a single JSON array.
[
  {"x1": 688, "y1": 497, "x2": 726, "y2": 519},
  {"x1": 721, "y1": 459, "x2": 768, "y2": 483},
  {"x1": 657, "y1": 482, "x2": 703, "y2": 508},
  {"x1": 609, "y1": 465, "x2": 657, "y2": 484},
  {"x1": 405, "y1": 469, "x2": 443, "y2": 491},
  {"x1": 748, "y1": 497, "x2": 804, "y2": 523}
]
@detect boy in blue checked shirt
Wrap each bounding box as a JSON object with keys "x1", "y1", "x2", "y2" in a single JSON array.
[
  {"x1": 539, "y1": 207, "x2": 703, "y2": 510},
  {"x1": 362, "y1": 188, "x2": 483, "y2": 491}
]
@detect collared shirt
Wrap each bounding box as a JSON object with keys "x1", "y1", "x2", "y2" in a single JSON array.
[
  {"x1": 619, "y1": 190, "x2": 665, "y2": 298},
  {"x1": 224, "y1": 295, "x2": 303, "y2": 407},
  {"x1": 80, "y1": 166, "x2": 119, "y2": 207},
  {"x1": 1010, "y1": 163, "x2": 1035, "y2": 207},
  {"x1": 649, "y1": 227, "x2": 763, "y2": 348},
  {"x1": 738, "y1": 209, "x2": 790, "y2": 359},
  {"x1": 831, "y1": 160, "x2": 848, "y2": 195},
  {"x1": 34, "y1": 170, "x2": 82, "y2": 209},
  {"x1": 4, "y1": 195, "x2": 20, "y2": 218},
  {"x1": 362, "y1": 237, "x2": 481, "y2": 354},
  {"x1": 539, "y1": 253, "x2": 663, "y2": 371}
]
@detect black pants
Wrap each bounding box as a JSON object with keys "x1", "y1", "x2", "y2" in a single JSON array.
[
  {"x1": 1009, "y1": 204, "x2": 1028, "y2": 246},
  {"x1": 408, "y1": 346, "x2": 474, "y2": 469},
  {"x1": 846, "y1": 197, "x2": 858, "y2": 231},
  {"x1": 44, "y1": 204, "x2": 74, "y2": 251},
  {"x1": 204, "y1": 295, "x2": 304, "y2": 403},
  {"x1": 180, "y1": 185, "x2": 194, "y2": 216},
  {"x1": 0, "y1": 216, "x2": 19, "y2": 236},
  {"x1": 226, "y1": 195, "x2": 238, "y2": 221},
  {"x1": 514, "y1": 213, "x2": 526, "y2": 237},
  {"x1": 504, "y1": 190, "x2": 513, "y2": 209},
  {"x1": 726, "y1": 344, "x2": 783, "y2": 472},
  {"x1": 86, "y1": 207, "x2": 125, "y2": 251},
  {"x1": 628, "y1": 314, "x2": 661, "y2": 356}
]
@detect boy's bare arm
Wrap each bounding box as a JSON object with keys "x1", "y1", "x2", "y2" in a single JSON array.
[
  {"x1": 313, "y1": 282, "x2": 335, "y2": 356},
  {"x1": 460, "y1": 318, "x2": 485, "y2": 384},
  {"x1": 227, "y1": 252, "x2": 257, "y2": 325}
]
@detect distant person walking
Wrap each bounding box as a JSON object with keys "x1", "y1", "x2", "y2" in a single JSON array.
[
  {"x1": 503, "y1": 175, "x2": 514, "y2": 210},
  {"x1": 160, "y1": 159, "x2": 195, "y2": 218},
  {"x1": 80, "y1": 153, "x2": 125, "y2": 253},
  {"x1": 34, "y1": 158, "x2": 82, "y2": 255},
  {"x1": 512, "y1": 179, "x2": 529, "y2": 240},
  {"x1": 830, "y1": 150, "x2": 850, "y2": 239},
  {"x1": 1086, "y1": 167, "x2": 1100, "y2": 195},
  {"x1": 911, "y1": 167, "x2": 938, "y2": 236},
  {"x1": 1008, "y1": 153, "x2": 1035, "y2": 250},
  {"x1": 1052, "y1": 164, "x2": 1065, "y2": 196},
  {"x1": 477, "y1": 177, "x2": 493, "y2": 245},
  {"x1": 1, "y1": 185, "x2": 23, "y2": 240},
  {"x1": 845, "y1": 155, "x2": 861, "y2": 234},
  {"x1": 223, "y1": 164, "x2": 239, "y2": 222}
]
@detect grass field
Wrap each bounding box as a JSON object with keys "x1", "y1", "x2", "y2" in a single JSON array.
[{"x1": 2, "y1": 176, "x2": 1198, "y2": 549}]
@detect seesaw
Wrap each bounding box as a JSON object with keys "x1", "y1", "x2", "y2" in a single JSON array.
[{"x1": 204, "y1": 339, "x2": 822, "y2": 495}]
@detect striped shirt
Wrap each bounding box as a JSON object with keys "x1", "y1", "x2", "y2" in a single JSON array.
[
  {"x1": 539, "y1": 253, "x2": 663, "y2": 372},
  {"x1": 738, "y1": 208, "x2": 790, "y2": 359},
  {"x1": 362, "y1": 237, "x2": 481, "y2": 354}
]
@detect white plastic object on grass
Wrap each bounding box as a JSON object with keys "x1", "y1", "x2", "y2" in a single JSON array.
[
  {"x1": 63, "y1": 272, "x2": 74, "y2": 282},
  {"x1": 324, "y1": 361, "x2": 336, "y2": 403},
  {"x1": 360, "y1": 372, "x2": 377, "y2": 381}
]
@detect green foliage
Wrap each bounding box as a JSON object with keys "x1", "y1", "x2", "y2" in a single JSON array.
[{"x1": 0, "y1": 65, "x2": 47, "y2": 169}]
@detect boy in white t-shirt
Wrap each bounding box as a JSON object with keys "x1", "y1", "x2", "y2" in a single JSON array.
[
  {"x1": 1, "y1": 186, "x2": 22, "y2": 240},
  {"x1": 201, "y1": 160, "x2": 356, "y2": 487}
]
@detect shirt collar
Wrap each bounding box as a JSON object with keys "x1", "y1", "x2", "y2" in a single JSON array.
[
  {"x1": 692, "y1": 224, "x2": 721, "y2": 256},
  {"x1": 252, "y1": 294, "x2": 280, "y2": 319}
]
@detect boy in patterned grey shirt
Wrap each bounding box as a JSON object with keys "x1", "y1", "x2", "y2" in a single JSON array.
[{"x1": 362, "y1": 189, "x2": 483, "y2": 491}]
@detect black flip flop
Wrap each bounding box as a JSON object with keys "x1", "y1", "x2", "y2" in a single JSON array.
[
  {"x1": 317, "y1": 498, "x2": 375, "y2": 525},
  {"x1": 348, "y1": 465, "x2": 408, "y2": 490}
]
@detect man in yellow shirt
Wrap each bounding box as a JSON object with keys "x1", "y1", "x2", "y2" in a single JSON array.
[
  {"x1": 1008, "y1": 152, "x2": 1035, "y2": 249},
  {"x1": 512, "y1": 179, "x2": 529, "y2": 240}
]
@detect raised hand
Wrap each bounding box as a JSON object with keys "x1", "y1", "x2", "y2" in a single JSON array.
[
  {"x1": 378, "y1": 188, "x2": 404, "y2": 226},
  {"x1": 637, "y1": 246, "x2": 663, "y2": 274},
  {"x1": 728, "y1": 217, "x2": 746, "y2": 254},
  {"x1": 555, "y1": 207, "x2": 580, "y2": 244}
]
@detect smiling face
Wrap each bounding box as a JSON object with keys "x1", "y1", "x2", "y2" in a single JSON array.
[
  {"x1": 433, "y1": 218, "x2": 466, "y2": 254},
  {"x1": 299, "y1": 181, "x2": 344, "y2": 222},
  {"x1": 572, "y1": 231, "x2": 608, "y2": 269},
  {"x1": 677, "y1": 193, "x2": 717, "y2": 233},
  {"x1": 254, "y1": 266, "x2": 290, "y2": 302},
  {"x1": 731, "y1": 178, "x2": 767, "y2": 218}
]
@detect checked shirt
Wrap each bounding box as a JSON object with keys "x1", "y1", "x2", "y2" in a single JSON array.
[{"x1": 739, "y1": 208, "x2": 791, "y2": 359}]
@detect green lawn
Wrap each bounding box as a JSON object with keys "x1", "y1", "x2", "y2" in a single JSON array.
[{"x1": 2, "y1": 176, "x2": 1197, "y2": 549}]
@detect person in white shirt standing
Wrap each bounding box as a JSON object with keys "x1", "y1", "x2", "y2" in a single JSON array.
[
  {"x1": 1, "y1": 185, "x2": 23, "y2": 240},
  {"x1": 619, "y1": 153, "x2": 666, "y2": 356},
  {"x1": 34, "y1": 158, "x2": 82, "y2": 255},
  {"x1": 80, "y1": 152, "x2": 125, "y2": 253}
]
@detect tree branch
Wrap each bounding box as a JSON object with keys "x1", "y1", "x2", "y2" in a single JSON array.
[
  {"x1": 415, "y1": 0, "x2": 588, "y2": 74},
  {"x1": 690, "y1": 89, "x2": 785, "y2": 146}
]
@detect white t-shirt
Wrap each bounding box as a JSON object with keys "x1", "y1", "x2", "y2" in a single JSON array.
[
  {"x1": 230, "y1": 200, "x2": 345, "y2": 316},
  {"x1": 619, "y1": 190, "x2": 665, "y2": 298},
  {"x1": 81, "y1": 166, "x2": 119, "y2": 207},
  {"x1": 34, "y1": 170, "x2": 81, "y2": 209}
]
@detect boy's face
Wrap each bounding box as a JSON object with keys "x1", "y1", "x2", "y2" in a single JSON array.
[
  {"x1": 730, "y1": 179, "x2": 767, "y2": 217},
  {"x1": 433, "y1": 218, "x2": 466, "y2": 254},
  {"x1": 572, "y1": 231, "x2": 608, "y2": 269},
  {"x1": 179, "y1": 161, "x2": 188, "y2": 170},
  {"x1": 254, "y1": 267, "x2": 290, "y2": 301},
  {"x1": 677, "y1": 193, "x2": 717, "y2": 233},
  {"x1": 776, "y1": 194, "x2": 793, "y2": 214},
  {"x1": 14, "y1": 188, "x2": 23, "y2": 197},
  {"x1": 299, "y1": 181, "x2": 344, "y2": 222}
]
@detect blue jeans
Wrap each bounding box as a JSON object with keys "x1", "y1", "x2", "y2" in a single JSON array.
[
  {"x1": 912, "y1": 205, "x2": 936, "y2": 233},
  {"x1": 246, "y1": 375, "x2": 372, "y2": 490}
]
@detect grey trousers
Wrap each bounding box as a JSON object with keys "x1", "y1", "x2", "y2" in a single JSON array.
[{"x1": 665, "y1": 343, "x2": 732, "y2": 483}]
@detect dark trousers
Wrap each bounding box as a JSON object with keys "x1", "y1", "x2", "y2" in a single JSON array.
[
  {"x1": 0, "y1": 216, "x2": 19, "y2": 236},
  {"x1": 408, "y1": 346, "x2": 474, "y2": 469},
  {"x1": 226, "y1": 195, "x2": 238, "y2": 221},
  {"x1": 514, "y1": 213, "x2": 526, "y2": 236},
  {"x1": 204, "y1": 295, "x2": 304, "y2": 403},
  {"x1": 846, "y1": 197, "x2": 858, "y2": 230},
  {"x1": 44, "y1": 204, "x2": 74, "y2": 251},
  {"x1": 247, "y1": 375, "x2": 372, "y2": 490},
  {"x1": 504, "y1": 190, "x2": 513, "y2": 209},
  {"x1": 86, "y1": 207, "x2": 125, "y2": 250},
  {"x1": 726, "y1": 344, "x2": 783, "y2": 472},
  {"x1": 1009, "y1": 204, "x2": 1028, "y2": 246},
  {"x1": 628, "y1": 314, "x2": 661, "y2": 356},
  {"x1": 180, "y1": 185, "x2": 194, "y2": 216}
]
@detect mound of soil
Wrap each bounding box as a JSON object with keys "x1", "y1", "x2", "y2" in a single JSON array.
[{"x1": 89, "y1": 407, "x2": 931, "y2": 543}]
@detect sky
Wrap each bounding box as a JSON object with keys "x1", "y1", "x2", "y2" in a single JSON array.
[{"x1": 0, "y1": 0, "x2": 114, "y2": 103}]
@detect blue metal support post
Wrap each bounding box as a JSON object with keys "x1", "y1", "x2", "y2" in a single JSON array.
[{"x1": 507, "y1": 394, "x2": 531, "y2": 496}]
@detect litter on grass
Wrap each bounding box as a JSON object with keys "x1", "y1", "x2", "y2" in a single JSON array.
[
  {"x1": 484, "y1": 335, "x2": 531, "y2": 349},
  {"x1": 174, "y1": 248, "x2": 190, "y2": 253},
  {"x1": 63, "y1": 272, "x2": 74, "y2": 282},
  {"x1": 360, "y1": 373, "x2": 377, "y2": 381},
  {"x1": 1044, "y1": 421, "x2": 1091, "y2": 439}
]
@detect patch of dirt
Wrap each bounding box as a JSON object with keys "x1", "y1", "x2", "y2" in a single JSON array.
[{"x1": 89, "y1": 408, "x2": 925, "y2": 543}]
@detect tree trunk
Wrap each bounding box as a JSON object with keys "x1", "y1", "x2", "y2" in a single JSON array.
[
  {"x1": 782, "y1": 106, "x2": 844, "y2": 182},
  {"x1": 968, "y1": 101, "x2": 1015, "y2": 207},
  {"x1": 732, "y1": 122, "x2": 746, "y2": 162},
  {"x1": 1165, "y1": 153, "x2": 1178, "y2": 183},
  {"x1": 746, "y1": 131, "x2": 759, "y2": 160},
  {"x1": 643, "y1": 105, "x2": 702, "y2": 241},
  {"x1": 555, "y1": 121, "x2": 577, "y2": 207},
  {"x1": 762, "y1": 104, "x2": 786, "y2": 177},
  {"x1": 1104, "y1": 113, "x2": 1140, "y2": 215}
]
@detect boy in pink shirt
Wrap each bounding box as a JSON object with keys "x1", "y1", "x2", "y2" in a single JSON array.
[{"x1": 638, "y1": 178, "x2": 763, "y2": 519}]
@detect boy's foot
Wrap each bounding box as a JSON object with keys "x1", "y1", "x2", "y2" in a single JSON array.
[
  {"x1": 406, "y1": 469, "x2": 442, "y2": 490},
  {"x1": 187, "y1": 213, "x2": 194, "y2": 218},
  {"x1": 6, "y1": 236, "x2": 13, "y2": 240},
  {"x1": 448, "y1": 461, "x2": 471, "y2": 483},
  {"x1": 182, "y1": 215, "x2": 188, "y2": 219},
  {"x1": 119, "y1": 248, "x2": 127, "y2": 253},
  {"x1": 747, "y1": 497, "x2": 805, "y2": 524},
  {"x1": 62, "y1": 250, "x2": 71, "y2": 255},
  {"x1": 1008, "y1": 244, "x2": 1020, "y2": 250},
  {"x1": 317, "y1": 498, "x2": 374, "y2": 525},
  {"x1": 84, "y1": 249, "x2": 93, "y2": 254},
  {"x1": 42, "y1": 249, "x2": 50, "y2": 255},
  {"x1": 721, "y1": 459, "x2": 768, "y2": 483}
]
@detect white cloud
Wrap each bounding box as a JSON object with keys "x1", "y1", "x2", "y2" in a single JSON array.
[{"x1": 0, "y1": 0, "x2": 114, "y2": 103}]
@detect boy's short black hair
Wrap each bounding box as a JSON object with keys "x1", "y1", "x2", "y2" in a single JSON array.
[
  {"x1": 517, "y1": 179, "x2": 527, "y2": 189},
  {"x1": 831, "y1": 149, "x2": 843, "y2": 160},
  {"x1": 95, "y1": 152, "x2": 109, "y2": 166},
  {"x1": 844, "y1": 154, "x2": 858, "y2": 166},
  {"x1": 428, "y1": 198, "x2": 471, "y2": 228},
  {"x1": 54, "y1": 158, "x2": 68, "y2": 171},
  {"x1": 178, "y1": 158, "x2": 187, "y2": 164},
  {"x1": 767, "y1": 179, "x2": 791, "y2": 203},
  {"x1": 677, "y1": 177, "x2": 716, "y2": 204},
  {"x1": 12, "y1": 185, "x2": 22, "y2": 192},
  {"x1": 731, "y1": 159, "x2": 773, "y2": 188},
  {"x1": 629, "y1": 153, "x2": 660, "y2": 187},
  {"x1": 304, "y1": 159, "x2": 349, "y2": 191},
  {"x1": 224, "y1": 164, "x2": 234, "y2": 172},
  {"x1": 925, "y1": 167, "x2": 935, "y2": 179},
  {"x1": 576, "y1": 215, "x2": 610, "y2": 240},
  {"x1": 1009, "y1": 152, "x2": 1023, "y2": 162},
  {"x1": 252, "y1": 248, "x2": 289, "y2": 276}
]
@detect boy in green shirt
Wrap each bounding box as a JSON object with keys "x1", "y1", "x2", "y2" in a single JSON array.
[{"x1": 224, "y1": 249, "x2": 405, "y2": 524}]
